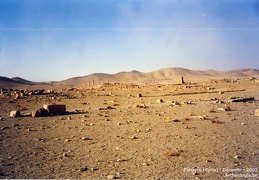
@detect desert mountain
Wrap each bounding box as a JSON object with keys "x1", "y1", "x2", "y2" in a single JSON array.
[
  {"x1": 1, "y1": 68, "x2": 259, "y2": 89},
  {"x1": 11, "y1": 77, "x2": 35, "y2": 85},
  {"x1": 0, "y1": 76, "x2": 34, "y2": 89},
  {"x1": 55, "y1": 68, "x2": 259, "y2": 87}
]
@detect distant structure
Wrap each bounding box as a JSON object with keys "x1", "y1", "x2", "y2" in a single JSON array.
[{"x1": 178, "y1": 76, "x2": 185, "y2": 84}]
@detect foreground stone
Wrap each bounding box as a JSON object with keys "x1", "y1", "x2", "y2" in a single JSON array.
[
  {"x1": 10, "y1": 110, "x2": 20, "y2": 118},
  {"x1": 32, "y1": 108, "x2": 50, "y2": 117},
  {"x1": 43, "y1": 104, "x2": 66, "y2": 115},
  {"x1": 229, "y1": 97, "x2": 255, "y2": 102}
]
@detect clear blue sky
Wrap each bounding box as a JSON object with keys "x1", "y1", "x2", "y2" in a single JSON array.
[{"x1": 0, "y1": 0, "x2": 259, "y2": 81}]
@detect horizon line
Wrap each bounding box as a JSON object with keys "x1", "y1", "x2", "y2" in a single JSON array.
[{"x1": 1, "y1": 28, "x2": 259, "y2": 31}]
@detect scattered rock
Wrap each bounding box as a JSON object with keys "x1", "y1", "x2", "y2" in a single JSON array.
[
  {"x1": 142, "y1": 162, "x2": 149, "y2": 166},
  {"x1": 218, "y1": 106, "x2": 232, "y2": 111},
  {"x1": 81, "y1": 137, "x2": 91, "y2": 140},
  {"x1": 107, "y1": 106, "x2": 115, "y2": 110},
  {"x1": 116, "y1": 158, "x2": 125, "y2": 162},
  {"x1": 224, "y1": 106, "x2": 232, "y2": 111},
  {"x1": 229, "y1": 97, "x2": 255, "y2": 102},
  {"x1": 156, "y1": 99, "x2": 163, "y2": 103},
  {"x1": 107, "y1": 175, "x2": 115, "y2": 179},
  {"x1": 90, "y1": 168, "x2": 97, "y2": 171},
  {"x1": 169, "y1": 101, "x2": 180, "y2": 106},
  {"x1": 14, "y1": 94, "x2": 20, "y2": 99},
  {"x1": 137, "y1": 93, "x2": 142, "y2": 98},
  {"x1": 131, "y1": 136, "x2": 137, "y2": 140},
  {"x1": 79, "y1": 167, "x2": 88, "y2": 172},
  {"x1": 32, "y1": 89, "x2": 45, "y2": 95},
  {"x1": 32, "y1": 108, "x2": 50, "y2": 117},
  {"x1": 255, "y1": 109, "x2": 259, "y2": 116},
  {"x1": 234, "y1": 155, "x2": 241, "y2": 159},
  {"x1": 98, "y1": 106, "x2": 115, "y2": 111},
  {"x1": 211, "y1": 119, "x2": 224, "y2": 124},
  {"x1": 43, "y1": 104, "x2": 66, "y2": 115},
  {"x1": 193, "y1": 172, "x2": 199, "y2": 175},
  {"x1": 134, "y1": 104, "x2": 146, "y2": 108},
  {"x1": 1, "y1": 127, "x2": 9, "y2": 130},
  {"x1": 164, "y1": 150, "x2": 183, "y2": 157},
  {"x1": 35, "y1": 138, "x2": 45, "y2": 142},
  {"x1": 0, "y1": 117, "x2": 4, "y2": 121},
  {"x1": 63, "y1": 152, "x2": 69, "y2": 157},
  {"x1": 10, "y1": 110, "x2": 20, "y2": 117},
  {"x1": 172, "y1": 119, "x2": 181, "y2": 122},
  {"x1": 208, "y1": 108, "x2": 216, "y2": 113}
]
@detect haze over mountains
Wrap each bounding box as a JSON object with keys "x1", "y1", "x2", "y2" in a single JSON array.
[{"x1": 1, "y1": 67, "x2": 259, "y2": 88}]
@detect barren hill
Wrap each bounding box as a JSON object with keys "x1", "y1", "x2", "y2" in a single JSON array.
[
  {"x1": 11, "y1": 77, "x2": 35, "y2": 85},
  {"x1": 55, "y1": 68, "x2": 259, "y2": 87},
  {"x1": 0, "y1": 76, "x2": 53, "y2": 89},
  {"x1": 1, "y1": 68, "x2": 259, "y2": 89},
  {"x1": 0, "y1": 76, "x2": 31, "y2": 89}
]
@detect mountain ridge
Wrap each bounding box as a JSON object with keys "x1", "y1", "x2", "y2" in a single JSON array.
[
  {"x1": 54, "y1": 67, "x2": 259, "y2": 87},
  {"x1": 1, "y1": 67, "x2": 259, "y2": 88}
]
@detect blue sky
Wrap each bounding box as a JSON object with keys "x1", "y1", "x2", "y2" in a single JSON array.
[{"x1": 0, "y1": 0, "x2": 259, "y2": 81}]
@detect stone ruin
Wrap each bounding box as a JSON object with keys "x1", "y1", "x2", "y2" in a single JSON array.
[
  {"x1": 10, "y1": 104, "x2": 67, "y2": 118},
  {"x1": 178, "y1": 76, "x2": 185, "y2": 84}
]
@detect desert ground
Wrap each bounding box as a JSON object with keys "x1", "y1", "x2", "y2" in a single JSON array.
[{"x1": 0, "y1": 72, "x2": 259, "y2": 179}]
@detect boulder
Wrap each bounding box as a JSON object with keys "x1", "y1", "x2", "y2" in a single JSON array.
[
  {"x1": 32, "y1": 89, "x2": 45, "y2": 95},
  {"x1": 156, "y1": 99, "x2": 163, "y2": 103},
  {"x1": 229, "y1": 97, "x2": 255, "y2": 103},
  {"x1": 43, "y1": 104, "x2": 66, "y2": 115},
  {"x1": 255, "y1": 109, "x2": 259, "y2": 116},
  {"x1": 10, "y1": 110, "x2": 20, "y2": 117},
  {"x1": 137, "y1": 93, "x2": 142, "y2": 98},
  {"x1": 32, "y1": 108, "x2": 50, "y2": 117}
]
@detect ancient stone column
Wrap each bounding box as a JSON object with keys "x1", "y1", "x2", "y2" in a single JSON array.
[{"x1": 178, "y1": 76, "x2": 185, "y2": 84}]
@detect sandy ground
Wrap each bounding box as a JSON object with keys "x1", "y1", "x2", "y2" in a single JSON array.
[{"x1": 0, "y1": 80, "x2": 258, "y2": 179}]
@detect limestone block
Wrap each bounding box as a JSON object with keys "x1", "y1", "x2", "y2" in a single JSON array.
[
  {"x1": 43, "y1": 104, "x2": 66, "y2": 115},
  {"x1": 10, "y1": 110, "x2": 20, "y2": 117},
  {"x1": 32, "y1": 108, "x2": 50, "y2": 117}
]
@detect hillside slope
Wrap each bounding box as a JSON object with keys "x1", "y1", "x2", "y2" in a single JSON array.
[{"x1": 54, "y1": 68, "x2": 259, "y2": 87}]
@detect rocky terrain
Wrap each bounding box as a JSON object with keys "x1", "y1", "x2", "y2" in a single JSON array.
[{"x1": 0, "y1": 68, "x2": 259, "y2": 179}]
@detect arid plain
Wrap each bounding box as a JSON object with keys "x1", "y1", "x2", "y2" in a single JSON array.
[{"x1": 0, "y1": 68, "x2": 259, "y2": 179}]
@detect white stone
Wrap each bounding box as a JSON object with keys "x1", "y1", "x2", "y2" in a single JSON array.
[
  {"x1": 10, "y1": 110, "x2": 20, "y2": 117},
  {"x1": 107, "y1": 175, "x2": 115, "y2": 179}
]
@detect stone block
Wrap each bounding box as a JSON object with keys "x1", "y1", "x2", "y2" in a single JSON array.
[
  {"x1": 32, "y1": 108, "x2": 50, "y2": 117},
  {"x1": 10, "y1": 110, "x2": 20, "y2": 117},
  {"x1": 43, "y1": 104, "x2": 66, "y2": 115}
]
